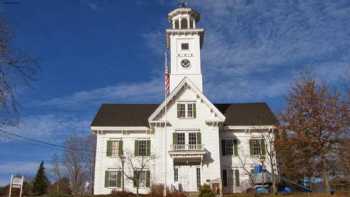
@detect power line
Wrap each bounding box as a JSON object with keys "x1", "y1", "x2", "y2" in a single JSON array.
[{"x1": 0, "y1": 129, "x2": 95, "y2": 154}]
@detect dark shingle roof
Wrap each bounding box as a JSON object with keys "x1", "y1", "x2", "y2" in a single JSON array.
[
  {"x1": 214, "y1": 103, "x2": 278, "y2": 126},
  {"x1": 91, "y1": 103, "x2": 277, "y2": 127}
]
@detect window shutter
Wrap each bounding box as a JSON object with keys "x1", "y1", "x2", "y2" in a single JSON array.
[
  {"x1": 135, "y1": 141, "x2": 139, "y2": 156},
  {"x1": 197, "y1": 132, "x2": 201, "y2": 145},
  {"x1": 222, "y1": 140, "x2": 226, "y2": 156},
  {"x1": 117, "y1": 171, "x2": 122, "y2": 187},
  {"x1": 234, "y1": 140, "x2": 238, "y2": 156},
  {"x1": 222, "y1": 170, "x2": 227, "y2": 187},
  {"x1": 261, "y1": 139, "x2": 266, "y2": 155},
  {"x1": 119, "y1": 141, "x2": 123, "y2": 156},
  {"x1": 146, "y1": 171, "x2": 150, "y2": 187},
  {"x1": 173, "y1": 133, "x2": 177, "y2": 145},
  {"x1": 249, "y1": 140, "x2": 253, "y2": 156},
  {"x1": 107, "y1": 141, "x2": 112, "y2": 157},
  {"x1": 134, "y1": 171, "x2": 140, "y2": 187},
  {"x1": 193, "y1": 104, "x2": 196, "y2": 118},
  {"x1": 146, "y1": 140, "x2": 151, "y2": 156},
  {"x1": 105, "y1": 171, "x2": 109, "y2": 187},
  {"x1": 235, "y1": 170, "x2": 240, "y2": 187},
  {"x1": 177, "y1": 104, "x2": 181, "y2": 118}
]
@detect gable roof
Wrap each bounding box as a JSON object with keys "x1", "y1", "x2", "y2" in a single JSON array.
[
  {"x1": 215, "y1": 103, "x2": 278, "y2": 126},
  {"x1": 91, "y1": 103, "x2": 277, "y2": 127},
  {"x1": 91, "y1": 104, "x2": 158, "y2": 127},
  {"x1": 148, "y1": 77, "x2": 226, "y2": 122}
]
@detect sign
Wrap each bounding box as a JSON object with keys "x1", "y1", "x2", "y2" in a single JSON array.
[{"x1": 8, "y1": 175, "x2": 24, "y2": 197}]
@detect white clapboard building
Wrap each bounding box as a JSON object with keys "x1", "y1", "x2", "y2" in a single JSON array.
[{"x1": 91, "y1": 5, "x2": 278, "y2": 195}]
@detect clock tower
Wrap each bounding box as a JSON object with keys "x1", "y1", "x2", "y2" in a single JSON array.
[{"x1": 166, "y1": 5, "x2": 204, "y2": 92}]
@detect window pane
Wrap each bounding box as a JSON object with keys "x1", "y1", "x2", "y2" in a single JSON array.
[
  {"x1": 196, "y1": 168, "x2": 201, "y2": 188},
  {"x1": 111, "y1": 141, "x2": 120, "y2": 157},
  {"x1": 187, "y1": 103, "x2": 196, "y2": 118},
  {"x1": 176, "y1": 133, "x2": 185, "y2": 144},
  {"x1": 174, "y1": 168, "x2": 178, "y2": 182},
  {"x1": 177, "y1": 104, "x2": 186, "y2": 118},
  {"x1": 189, "y1": 133, "x2": 197, "y2": 145},
  {"x1": 250, "y1": 139, "x2": 265, "y2": 156},
  {"x1": 181, "y1": 43, "x2": 189, "y2": 50},
  {"x1": 224, "y1": 140, "x2": 234, "y2": 155}
]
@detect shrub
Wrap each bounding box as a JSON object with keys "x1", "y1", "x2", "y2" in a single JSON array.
[
  {"x1": 149, "y1": 184, "x2": 186, "y2": 197},
  {"x1": 110, "y1": 190, "x2": 135, "y2": 197},
  {"x1": 48, "y1": 191, "x2": 73, "y2": 197},
  {"x1": 199, "y1": 184, "x2": 215, "y2": 197}
]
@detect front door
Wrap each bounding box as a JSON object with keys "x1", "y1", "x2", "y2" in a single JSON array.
[{"x1": 176, "y1": 165, "x2": 199, "y2": 192}]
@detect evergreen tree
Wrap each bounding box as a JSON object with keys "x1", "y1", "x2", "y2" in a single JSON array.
[{"x1": 32, "y1": 161, "x2": 50, "y2": 195}]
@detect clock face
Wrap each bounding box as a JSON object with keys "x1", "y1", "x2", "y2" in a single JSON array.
[{"x1": 180, "y1": 59, "x2": 191, "y2": 68}]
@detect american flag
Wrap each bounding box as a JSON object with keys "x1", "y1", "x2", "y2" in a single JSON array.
[{"x1": 164, "y1": 51, "x2": 170, "y2": 96}]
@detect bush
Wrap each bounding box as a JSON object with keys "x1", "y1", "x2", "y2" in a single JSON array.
[
  {"x1": 149, "y1": 184, "x2": 186, "y2": 197},
  {"x1": 199, "y1": 184, "x2": 215, "y2": 197},
  {"x1": 110, "y1": 190, "x2": 135, "y2": 197},
  {"x1": 48, "y1": 191, "x2": 73, "y2": 197}
]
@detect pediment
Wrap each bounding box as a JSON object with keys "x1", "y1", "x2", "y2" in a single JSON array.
[{"x1": 148, "y1": 77, "x2": 225, "y2": 123}]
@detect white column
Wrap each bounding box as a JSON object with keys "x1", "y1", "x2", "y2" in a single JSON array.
[
  {"x1": 187, "y1": 16, "x2": 190, "y2": 29},
  {"x1": 179, "y1": 18, "x2": 182, "y2": 29},
  {"x1": 193, "y1": 19, "x2": 196, "y2": 28}
]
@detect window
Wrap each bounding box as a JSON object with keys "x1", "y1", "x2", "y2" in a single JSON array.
[
  {"x1": 134, "y1": 170, "x2": 150, "y2": 188},
  {"x1": 187, "y1": 103, "x2": 196, "y2": 118},
  {"x1": 181, "y1": 18, "x2": 188, "y2": 29},
  {"x1": 105, "y1": 170, "x2": 121, "y2": 188},
  {"x1": 173, "y1": 133, "x2": 185, "y2": 150},
  {"x1": 175, "y1": 20, "x2": 179, "y2": 29},
  {"x1": 181, "y1": 43, "x2": 189, "y2": 50},
  {"x1": 234, "y1": 169, "x2": 240, "y2": 187},
  {"x1": 222, "y1": 170, "x2": 227, "y2": 187},
  {"x1": 196, "y1": 168, "x2": 201, "y2": 188},
  {"x1": 135, "y1": 140, "x2": 151, "y2": 156},
  {"x1": 249, "y1": 139, "x2": 266, "y2": 156},
  {"x1": 177, "y1": 103, "x2": 196, "y2": 118},
  {"x1": 174, "y1": 168, "x2": 178, "y2": 182},
  {"x1": 173, "y1": 133, "x2": 185, "y2": 144},
  {"x1": 188, "y1": 132, "x2": 201, "y2": 150},
  {"x1": 221, "y1": 139, "x2": 238, "y2": 156},
  {"x1": 177, "y1": 104, "x2": 186, "y2": 118},
  {"x1": 106, "y1": 140, "x2": 123, "y2": 157}
]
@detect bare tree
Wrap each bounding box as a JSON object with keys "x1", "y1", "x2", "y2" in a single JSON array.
[
  {"x1": 237, "y1": 151, "x2": 256, "y2": 187},
  {"x1": 62, "y1": 135, "x2": 96, "y2": 195},
  {"x1": 122, "y1": 152, "x2": 153, "y2": 197},
  {"x1": 51, "y1": 153, "x2": 62, "y2": 193},
  {"x1": 279, "y1": 76, "x2": 350, "y2": 192},
  {"x1": 0, "y1": 17, "x2": 37, "y2": 126},
  {"x1": 259, "y1": 130, "x2": 278, "y2": 194}
]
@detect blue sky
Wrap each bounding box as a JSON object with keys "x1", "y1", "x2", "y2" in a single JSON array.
[{"x1": 0, "y1": 0, "x2": 350, "y2": 185}]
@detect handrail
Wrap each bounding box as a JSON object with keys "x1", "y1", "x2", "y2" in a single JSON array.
[{"x1": 171, "y1": 144, "x2": 203, "y2": 151}]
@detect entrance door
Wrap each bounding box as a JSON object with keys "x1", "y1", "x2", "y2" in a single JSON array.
[{"x1": 176, "y1": 165, "x2": 199, "y2": 192}]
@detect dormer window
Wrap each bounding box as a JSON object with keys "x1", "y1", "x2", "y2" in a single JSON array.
[{"x1": 177, "y1": 102, "x2": 196, "y2": 118}]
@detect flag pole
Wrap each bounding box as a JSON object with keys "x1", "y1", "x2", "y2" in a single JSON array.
[{"x1": 163, "y1": 50, "x2": 168, "y2": 197}]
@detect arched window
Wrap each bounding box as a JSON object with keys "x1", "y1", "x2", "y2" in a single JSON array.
[
  {"x1": 174, "y1": 20, "x2": 179, "y2": 29},
  {"x1": 181, "y1": 18, "x2": 188, "y2": 29},
  {"x1": 190, "y1": 19, "x2": 194, "y2": 29}
]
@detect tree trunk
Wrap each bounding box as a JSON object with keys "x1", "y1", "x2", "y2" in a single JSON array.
[{"x1": 322, "y1": 168, "x2": 330, "y2": 193}]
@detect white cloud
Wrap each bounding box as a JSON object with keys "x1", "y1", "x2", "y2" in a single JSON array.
[
  {"x1": 1, "y1": 114, "x2": 90, "y2": 142},
  {"x1": 34, "y1": 79, "x2": 162, "y2": 109},
  {"x1": 142, "y1": 0, "x2": 350, "y2": 101}
]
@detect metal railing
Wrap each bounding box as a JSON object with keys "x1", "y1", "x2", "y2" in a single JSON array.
[{"x1": 171, "y1": 144, "x2": 203, "y2": 151}]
